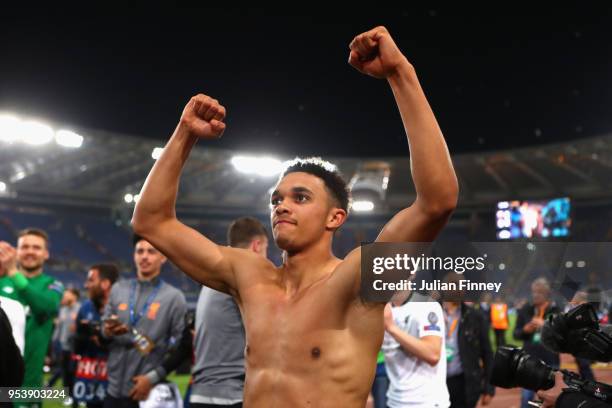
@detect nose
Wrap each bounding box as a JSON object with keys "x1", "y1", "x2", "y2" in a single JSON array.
[{"x1": 275, "y1": 203, "x2": 290, "y2": 216}]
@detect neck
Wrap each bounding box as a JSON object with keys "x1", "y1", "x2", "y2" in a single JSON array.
[
  {"x1": 391, "y1": 289, "x2": 412, "y2": 306},
  {"x1": 137, "y1": 271, "x2": 160, "y2": 282},
  {"x1": 281, "y1": 238, "x2": 338, "y2": 295},
  {"x1": 21, "y1": 268, "x2": 43, "y2": 278},
  {"x1": 98, "y1": 292, "x2": 110, "y2": 309},
  {"x1": 443, "y1": 301, "x2": 461, "y2": 312}
]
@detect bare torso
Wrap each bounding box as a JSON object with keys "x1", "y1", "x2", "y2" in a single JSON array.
[{"x1": 233, "y1": 252, "x2": 384, "y2": 408}]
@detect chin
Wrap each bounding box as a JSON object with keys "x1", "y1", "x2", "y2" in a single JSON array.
[
  {"x1": 274, "y1": 235, "x2": 295, "y2": 252},
  {"x1": 275, "y1": 236, "x2": 306, "y2": 254},
  {"x1": 21, "y1": 264, "x2": 42, "y2": 272}
]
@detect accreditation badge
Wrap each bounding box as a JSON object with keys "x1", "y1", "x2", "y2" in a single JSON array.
[
  {"x1": 446, "y1": 344, "x2": 456, "y2": 362},
  {"x1": 73, "y1": 355, "x2": 108, "y2": 403},
  {"x1": 533, "y1": 331, "x2": 541, "y2": 344}
]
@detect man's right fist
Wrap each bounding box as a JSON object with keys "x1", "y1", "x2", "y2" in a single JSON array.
[{"x1": 179, "y1": 94, "x2": 227, "y2": 139}]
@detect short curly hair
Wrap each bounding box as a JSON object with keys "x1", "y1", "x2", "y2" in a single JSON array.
[{"x1": 279, "y1": 157, "x2": 350, "y2": 213}]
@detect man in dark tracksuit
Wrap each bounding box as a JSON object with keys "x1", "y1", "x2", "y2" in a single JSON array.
[
  {"x1": 102, "y1": 235, "x2": 186, "y2": 408},
  {"x1": 443, "y1": 301, "x2": 495, "y2": 408},
  {"x1": 513, "y1": 277, "x2": 560, "y2": 408}
]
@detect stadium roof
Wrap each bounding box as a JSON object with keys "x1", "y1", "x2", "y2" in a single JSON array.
[{"x1": 2, "y1": 125, "x2": 612, "y2": 214}]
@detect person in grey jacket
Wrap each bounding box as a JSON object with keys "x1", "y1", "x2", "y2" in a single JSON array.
[
  {"x1": 102, "y1": 235, "x2": 187, "y2": 408},
  {"x1": 191, "y1": 216, "x2": 268, "y2": 408}
]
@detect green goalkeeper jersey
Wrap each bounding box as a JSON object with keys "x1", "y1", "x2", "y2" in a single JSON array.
[{"x1": 0, "y1": 271, "x2": 64, "y2": 387}]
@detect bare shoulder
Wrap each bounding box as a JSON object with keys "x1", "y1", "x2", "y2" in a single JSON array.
[
  {"x1": 220, "y1": 246, "x2": 278, "y2": 283},
  {"x1": 324, "y1": 246, "x2": 363, "y2": 303}
]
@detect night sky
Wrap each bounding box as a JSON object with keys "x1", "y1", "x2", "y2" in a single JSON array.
[{"x1": 1, "y1": 6, "x2": 611, "y2": 157}]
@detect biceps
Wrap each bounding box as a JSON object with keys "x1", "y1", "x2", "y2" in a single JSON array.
[
  {"x1": 376, "y1": 204, "x2": 451, "y2": 243},
  {"x1": 421, "y1": 335, "x2": 442, "y2": 355},
  {"x1": 331, "y1": 248, "x2": 362, "y2": 300},
  {"x1": 141, "y1": 218, "x2": 235, "y2": 293}
]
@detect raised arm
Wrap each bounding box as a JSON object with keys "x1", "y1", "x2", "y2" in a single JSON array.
[
  {"x1": 348, "y1": 26, "x2": 458, "y2": 243},
  {"x1": 132, "y1": 95, "x2": 238, "y2": 294}
]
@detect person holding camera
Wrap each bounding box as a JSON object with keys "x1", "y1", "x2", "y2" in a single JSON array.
[
  {"x1": 73, "y1": 263, "x2": 120, "y2": 408},
  {"x1": 514, "y1": 278, "x2": 560, "y2": 407}
]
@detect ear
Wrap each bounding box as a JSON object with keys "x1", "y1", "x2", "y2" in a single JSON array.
[
  {"x1": 43, "y1": 248, "x2": 50, "y2": 261},
  {"x1": 326, "y1": 208, "x2": 347, "y2": 230},
  {"x1": 249, "y1": 239, "x2": 259, "y2": 253},
  {"x1": 100, "y1": 280, "x2": 110, "y2": 291},
  {"x1": 160, "y1": 255, "x2": 167, "y2": 265}
]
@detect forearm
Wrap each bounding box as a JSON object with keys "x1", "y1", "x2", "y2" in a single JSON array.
[
  {"x1": 132, "y1": 123, "x2": 198, "y2": 230},
  {"x1": 513, "y1": 314, "x2": 532, "y2": 340},
  {"x1": 388, "y1": 62, "x2": 458, "y2": 213},
  {"x1": 11, "y1": 273, "x2": 60, "y2": 317},
  {"x1": 387, "y1": 325, "x2": 440, "y2": 365}
]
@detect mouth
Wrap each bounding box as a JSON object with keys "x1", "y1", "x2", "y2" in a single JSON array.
[{"x1": 273, "y1": 220, "x2": 296, "y2": 227}]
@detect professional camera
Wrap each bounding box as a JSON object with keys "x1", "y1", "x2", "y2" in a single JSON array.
[
  {"x1": 76, "y1": 319, "x2": 102, "y2": 338},
  {"x1": 541, "y1": 303, "x2": 612, "y2": 362},
  {"x1": 491, "y1": 347, "x2": 612, "y2": 406}
]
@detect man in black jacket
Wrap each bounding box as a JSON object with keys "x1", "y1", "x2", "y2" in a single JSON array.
[
  {"x1": 513, "y1": 277, "x2": 560, "y2": 408},
  {"x1": 443, "y1": 300, "x2": 495, "y2": 408},
  {"x1": 0, "y1": 299, "x2": 25, "y2": 395}
]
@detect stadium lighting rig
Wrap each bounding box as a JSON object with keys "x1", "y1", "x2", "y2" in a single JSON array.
[
  {"x1": 151, "y1": 147, "x2": 164, "y2": 160},
  {"x1": 351, "y1": 200, "x2": 375, "y2": 212},
  {"x1": 0, "y1": 112, "x2": 83, "y2": 148},
  {"x1": 231, "y1": 155, "x2": 283, "y2": 177}
]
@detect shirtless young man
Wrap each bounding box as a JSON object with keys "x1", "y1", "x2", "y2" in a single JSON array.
[{"x1": 132, "y1": 26, "x2": 458, "y2": 407}]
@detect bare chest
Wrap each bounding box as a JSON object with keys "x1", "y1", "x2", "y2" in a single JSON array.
[{"x1": 239, "y1": 282, "x2": 353, "y2": 366}]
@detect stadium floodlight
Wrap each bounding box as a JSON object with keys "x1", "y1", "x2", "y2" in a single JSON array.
[
  {"x1": 124, "y1": 193, "x2": 134, "y2": 203},
  {"x1": 0, "y1": 114, "x2": 21, "y2": 143},
  {"x1": 11, "y1": 171, "x2": 26, "y2": 182},
  {"x1": 21, "y1": 120, "x2": 54, "y2": 145},
  {"x1": 352, "y1": 200, "x2": 375, "y2": 212},
  {"x1": 151, "y1": 147, "x2": 164, "y2": 160},
  {"x1": 0, "y1": 181, "x2": 6, "y2": 193},
  {"x1": 55, "y1": 130, "x2": 84, "y2": 148},
  {"x1": 498, "y1": 230, "x2": 511, "y2": 239},
  {"x1": 231, "y1": 155, "x2": 283, "y2": 177},
  {"x1": 133, "y1": 194, "x2": 141, "y2": 203}
]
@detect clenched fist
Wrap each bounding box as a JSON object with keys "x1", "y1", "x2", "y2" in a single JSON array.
[
  {"x1": 179, "y1": 94, "x2": 227, "y2": 139},
  {"x1": 348, "y1": 26, "x2": 410, "y2": 79}
]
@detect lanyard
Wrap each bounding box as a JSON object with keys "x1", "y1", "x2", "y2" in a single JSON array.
[
  {"x1": 129, "y1": 279, "x2": 162, "y2": 327},
  {"x1": 445, "y1": 307, "x2": 460, "y2": 339},
  {"x1": 447, "y1": 316, "x2": 459, "y2": 339},
  {"x1": 536, "y1": 302, "x2": 549, "y2": 319}
]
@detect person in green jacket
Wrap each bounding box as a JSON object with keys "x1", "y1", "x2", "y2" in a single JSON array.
[{"x1": 0, "y1": 228, "x2": 64, "y2": 407}]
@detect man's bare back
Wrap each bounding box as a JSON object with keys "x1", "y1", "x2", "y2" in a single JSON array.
[{"x1": 132, "y1": 26, "x2": 458, "y2": 407}]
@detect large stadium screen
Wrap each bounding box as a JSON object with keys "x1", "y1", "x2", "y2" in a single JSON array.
[{"x1": 496, "y1": 197, "x2": 571, "y2": 240}]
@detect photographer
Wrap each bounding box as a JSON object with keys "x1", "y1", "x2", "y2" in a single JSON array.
[
  {"x1": 74, "y1": 264, "x2": 119, "y2": 408},
  {"x1": 514, "y1": 277, "x2": 560, "y2": 407},
  {"x1": 492, "y1": 299, "x2": 612, "y2": 408}
]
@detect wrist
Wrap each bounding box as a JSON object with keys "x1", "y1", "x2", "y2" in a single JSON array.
[
  {"x1": 386, "y1": 324, "x2": 400, "y2": 337},
  {"x1": 387, "y1": 58, "x2": 416, "y2": 85},
  {"x1": 145, "y1": 369, "x2": 162, "y2": 385},
  {"x1": 10, "y1": 271, "x2": 28, "y2": 290},
  {"x1": 175, "y1": 120, "x2": 201, "y2": 142}
]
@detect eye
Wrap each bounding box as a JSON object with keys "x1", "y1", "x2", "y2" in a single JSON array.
[
  {"x1": 296, "y1": 193, "x2": 309, "y2": 203},
  {"x1": 271, "y1": 196, "x2": 281, "y2": 206}
]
